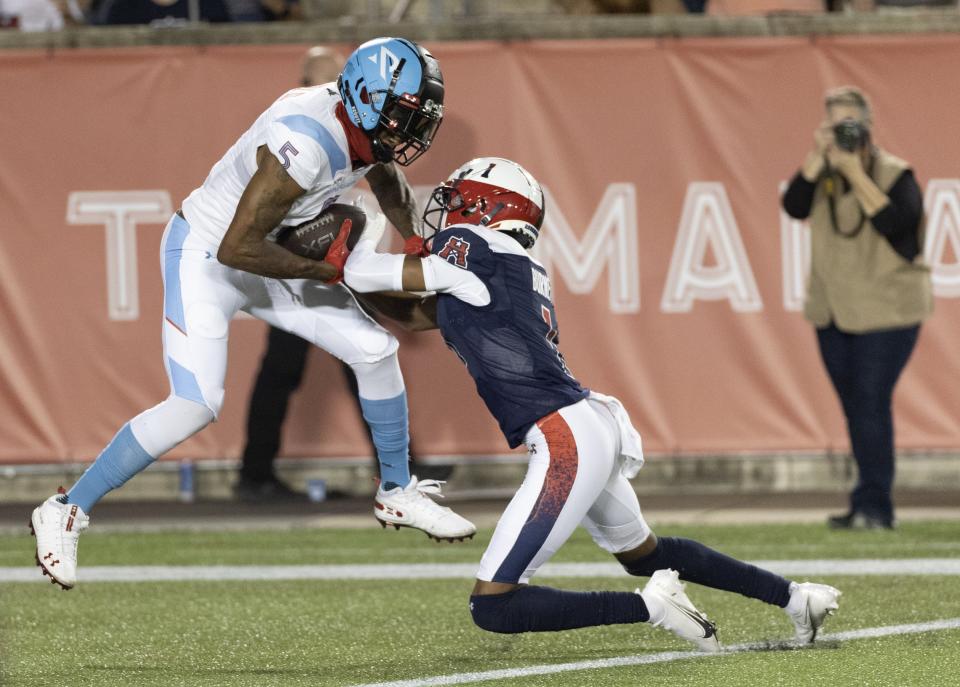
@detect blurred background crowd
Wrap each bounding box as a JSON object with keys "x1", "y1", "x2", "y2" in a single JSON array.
[{"x1": 0, "y1": 0, "x2": 957, "y2": 33}]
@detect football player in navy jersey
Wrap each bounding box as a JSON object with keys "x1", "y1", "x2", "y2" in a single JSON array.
[{"x1": 343, "y1": 158, "x2": 841, "y2": 650}]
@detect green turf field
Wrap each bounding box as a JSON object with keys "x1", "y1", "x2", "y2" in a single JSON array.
[{"x1": 3, "y1": 522, "x2": 960, "y2": 687}]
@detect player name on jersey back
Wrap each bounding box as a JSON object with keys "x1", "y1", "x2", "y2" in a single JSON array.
[{"x1": 531, "y1": 266, "x2": 552, "y2": 300}]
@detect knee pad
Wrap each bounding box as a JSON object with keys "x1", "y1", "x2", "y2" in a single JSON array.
[
  {"x1": 322, "y1": 319, "x2": 398, "y2": 367},
  {"x1": 172, "y1": 302, "x2": 230, "y2": 416},
  {"x1": 591, "y1": 520, "x2": 651, "y2": 555},
  {"x1": 185, "y1": 302, "x2": 229, "y2": 340},
  {"x1": 359, "y1": 330, "x2": 398, "y2": 363},
  {"x1": 352, "y1": 352, "x2": 405, "y2": 401},
  {"x1": 130, "y1": 396, "x2": 215, "y2": 457}
]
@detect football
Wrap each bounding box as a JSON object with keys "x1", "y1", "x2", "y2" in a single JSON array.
[{"x1": 275, "y1": 203, "x2": 366, "y2": 261}]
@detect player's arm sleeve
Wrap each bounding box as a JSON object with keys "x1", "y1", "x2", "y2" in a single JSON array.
[
  {"x1": 344, "y1": 240, "x2": 406, "y2": 292},
  {"x1": 263, "y1": 120, "x2": 331, "y2": 192},
  {"x1": 421, "y1": 255, "x2": 490, "y2": 306},
  {"x1": 344, "y1": 241, "x2": 491, "y2": 306}
]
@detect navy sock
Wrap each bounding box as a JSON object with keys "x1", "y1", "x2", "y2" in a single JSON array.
[
  {"x1": 469, "y1": 585, "x2": 649, "y2": 634},
  {"x1": 622, "y1": 536, "x2": 791, "y2": 608}
]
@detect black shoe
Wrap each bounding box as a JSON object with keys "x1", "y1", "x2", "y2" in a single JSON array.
[
  {"x1": 828, "y1": 511, "x2": 893, "y2": 530},
  {"x1": 235, "y1": 477, "x2": 305, "y2": 502}
]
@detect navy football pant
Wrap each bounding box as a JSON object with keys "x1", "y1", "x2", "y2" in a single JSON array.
[{"x1": 816, "y1": 323, "x2": 920, "y2": 523}]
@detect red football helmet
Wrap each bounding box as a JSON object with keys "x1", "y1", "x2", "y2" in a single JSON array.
[{"x1": 422, "y1": 157, "x2": 545, "y2": 248}]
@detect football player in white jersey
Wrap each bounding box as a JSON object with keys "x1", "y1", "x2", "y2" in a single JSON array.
[
  {"x1": 30, "y1": 37, "x2": 475, "y2": 590},
  {"x1": 343, "y1": 158, "x2": 841, "y2": 651}
]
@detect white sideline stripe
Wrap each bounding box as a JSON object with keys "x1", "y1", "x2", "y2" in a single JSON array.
[
  {"x1": 3, "y1": 558, "x2": 960, "y2": 583},
  {"x1": 349, "y1": 618, "x2": 960, "y2": 687}
]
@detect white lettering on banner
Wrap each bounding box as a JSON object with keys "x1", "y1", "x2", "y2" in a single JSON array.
[
  {"x1": 75, "y1": 180, "x2": 960, "y2": 322},
  {"x1": 66, "y1": 191, "x2": 173, "y2": 321},
  {"x1": 924, "y1": 179, "x2": 960, "y2": 297},
  {"x1": 661, "y1": 182, "x2": 762, "y2": 313},
  {"x1": 532, "y1": 184, "x2": 640, "y2": 314},
  {"x1": 779, "y1": 181, "x2": 810, "y2": 312}
]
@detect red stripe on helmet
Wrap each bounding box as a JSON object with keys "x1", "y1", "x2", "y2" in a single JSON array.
[{"x1": 445, "y1": 179, "x2": 543, "y2": 230}]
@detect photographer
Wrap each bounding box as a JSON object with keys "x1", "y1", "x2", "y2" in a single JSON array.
[{"x1": 782, "y1": 86, "x2": 932, "y2": 530}]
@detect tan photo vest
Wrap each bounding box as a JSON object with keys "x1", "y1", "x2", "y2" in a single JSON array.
[{"x1": 804, "y1": 148, "x2": 933, "y2": 333}]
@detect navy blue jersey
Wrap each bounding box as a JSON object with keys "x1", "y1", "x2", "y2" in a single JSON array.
[{"x1": 431, "y1": 225, "x2": 588, "y2": 447}]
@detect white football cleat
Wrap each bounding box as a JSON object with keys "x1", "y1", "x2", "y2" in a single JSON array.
[
  {"x1": 785, "y1": 581, "x2": 841, "y2": 643},
  {"x1": 640, "y1": 568, "x2": 720, "y2": 653},
  {"x1": 29, "y1": 490, "x2": 89, "y2": 590},
  {"x1": 374, "y1": 476, "x2": 476, "y2": 542}
]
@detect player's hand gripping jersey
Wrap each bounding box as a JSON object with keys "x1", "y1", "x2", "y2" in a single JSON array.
[
  {"x1": 429, "y1": 224, "x2": 588, "y2": 447},
  {"x1": 182, "y1": 84, "x2": 371, "y2": 247}
]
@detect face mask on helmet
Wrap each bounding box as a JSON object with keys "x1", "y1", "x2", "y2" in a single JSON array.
[
  {"x1": 337, "y1": 38, "x2": 444, "y2": 166},
  {"x1": 370, "y1": 76, "x2": 443, "y2": 165},
  {"x1": 422, "y1": 158, "x2": 545, "y2": 249}
]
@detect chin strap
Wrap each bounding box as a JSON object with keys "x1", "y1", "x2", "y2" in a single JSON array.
[{"x1": 370, "y1": 136, "x2": 394, "y2": 164}]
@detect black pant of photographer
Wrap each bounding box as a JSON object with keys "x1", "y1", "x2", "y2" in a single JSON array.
[{"x1": 816, "y1": 322, "x2": 920, "y2": 528}]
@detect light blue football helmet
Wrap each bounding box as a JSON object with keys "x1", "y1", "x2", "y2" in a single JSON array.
[{"x1": 337, "y1": 37, "x2": 444, "y2": 166}]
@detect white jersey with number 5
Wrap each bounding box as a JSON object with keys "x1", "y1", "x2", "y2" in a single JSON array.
[{"x1": 181, "y1": 83, "x2": 371, "y2": 247}]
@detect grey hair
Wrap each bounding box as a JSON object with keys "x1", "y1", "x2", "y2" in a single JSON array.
[{"x1": 824, "y1": 85, "x2": 873, "y2": 127}]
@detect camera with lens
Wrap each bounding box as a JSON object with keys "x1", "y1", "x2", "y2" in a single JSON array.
[{"x1": 833, "y1": 119, "x2": 870, "y2": 152}]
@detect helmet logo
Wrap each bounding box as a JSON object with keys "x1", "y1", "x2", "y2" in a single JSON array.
[{"x1": 368, "y1": 46, "x2": 401, "y2": 81}]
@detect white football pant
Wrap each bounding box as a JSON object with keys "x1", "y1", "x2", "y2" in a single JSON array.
[
  {"x1": 476, "y1": 397, "x2": 651, "y2": 584},
  {"x1": 125, "y1": 212, "x2": 402, "y2": 456}
]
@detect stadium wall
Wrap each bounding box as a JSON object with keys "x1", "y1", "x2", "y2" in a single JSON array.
[{"x1": 1, "y1": 32, "x2": 959, "y2": 470}]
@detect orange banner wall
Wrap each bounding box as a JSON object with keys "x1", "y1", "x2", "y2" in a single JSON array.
[{"x1": 2, "y1": 37, "x2": 960, "y2": 464}]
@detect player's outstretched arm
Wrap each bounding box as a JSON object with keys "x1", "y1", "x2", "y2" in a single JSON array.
[
  {"x1": 343, "y1": 238, "x2": 427, "y2": 293},
  {"x1": 366, "y1": 162, "x2": 418, "y2": 240},
  {"x1": 218, "y1": 145, "x2": 339, "y2": 281},
  {"x1": 344, "y1": 239, "x2": 490, "y2": 306}
]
